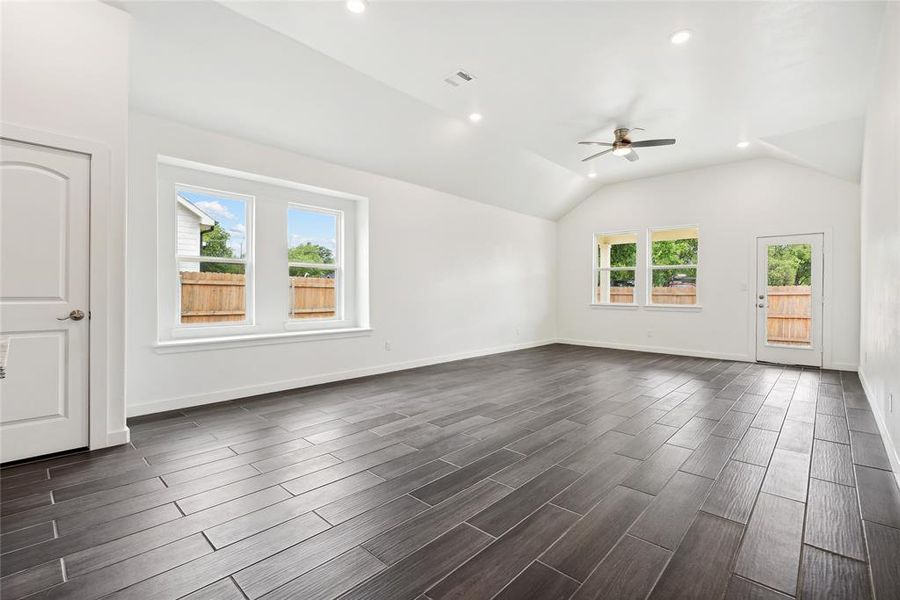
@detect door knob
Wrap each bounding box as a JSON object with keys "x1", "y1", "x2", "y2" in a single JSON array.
[
  {"x1": 757, "y1": 303, "x2": 765, "y2": 308},
  {"x1": 758, "y1": 295, "x2": 765, "y2": 300},
  {"x1": 57, "y1": 309, "x2": 85, "y2": 321}
]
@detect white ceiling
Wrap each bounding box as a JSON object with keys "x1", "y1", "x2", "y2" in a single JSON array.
[{"x1": 123, "y1": 1, "x2": 885, "y2": 219}]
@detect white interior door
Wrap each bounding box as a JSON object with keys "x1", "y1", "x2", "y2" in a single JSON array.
[
  {"x1": 756, "y1": 234, "x2": 823, "y2": 367},
  {"x1": 1, "y1": 139, "x2": 90, "y2": 462}
]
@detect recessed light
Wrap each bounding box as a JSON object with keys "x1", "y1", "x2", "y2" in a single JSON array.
[
  {"x1": 670, "y1": 29, "x2": 692, "y2": 45},
  {"x1": 588, "y1": 172, "x2": 597, "y2": 179},
  {"x1": 346, "y1": 0, "x2": 367, "y2": 14},
  {"x1": 736, "y1": 141, "x2": 750, "y2": 149},
  {"x1": 468, "y1": 113, "x2": 483, "y2": 123}
]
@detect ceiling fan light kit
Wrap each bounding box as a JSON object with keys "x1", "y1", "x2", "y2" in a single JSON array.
[{"x1": 579, "y1": 127, "x2": 676, "y2": 163}]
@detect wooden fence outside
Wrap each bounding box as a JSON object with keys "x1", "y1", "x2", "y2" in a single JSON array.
[
  {"x1": 766, "y1": 285, "x2": 811, "y2": 346},
  {"x1": 604, "y1": 284, "x2": 811, "y2": 346},
  {"x1": 290, "y1": 276, "x2": 336, "y2": 320},
  {"x1": 607, "y1": 286, "x2": 697, "y2": 305},
  {"x1": 179, "y1": 272, "x2": 335, "y2": 323},
  {"x1": 180, "y1": 271, "x2": 246, "y2": 323}
]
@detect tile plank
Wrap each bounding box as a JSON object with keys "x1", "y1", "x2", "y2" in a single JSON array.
[
  {"x1": 542, "y1": 486, "x2": 653, "y2": 582},
  {"x1": 734, "y1": 493, "x2": 805, "y2": 595},
  {"x1": 429, "y1": 504, "x2": 578, "y2": 600},
  {"x1": 649, "y1": 512, "x2": 743, "y2": 600}
]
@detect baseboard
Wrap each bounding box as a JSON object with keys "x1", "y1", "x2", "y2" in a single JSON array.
[
  {"x1": 828, "y1": 361, "x2": 860, "y2": 371},
  {"x1": 105, "y1": 427, "x2": 131, "y2": 447},
  {"x1": 556, "y1": 338, "x2": 753, "y2": 363},
  {"x1": 126, "y1": 338, "x2": 556, "y2": 417},
  {"x1": 859, "y1": 367, "x2": 900, "y2": 490}
]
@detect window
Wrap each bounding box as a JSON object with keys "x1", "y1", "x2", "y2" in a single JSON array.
[
  {"x1": 287, "y1": 205, "x2": 341, "y2": 321},
  {"x1": 649, "y1": 226, "x2": 699, "y2": 305},
  {"x1": 176, "y1": 187, "x2": 253, "y2": 325},
  {"x1": 594, "y1": 232, "x2": 637, "y2": 304},
  {"x1": 158, "y1": 157, "x2": 368, "y2": 345}
]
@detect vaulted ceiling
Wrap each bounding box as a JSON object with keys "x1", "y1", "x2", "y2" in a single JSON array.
[{"x1": 123, "y1": 1, "x2": 885, "y2": 219}]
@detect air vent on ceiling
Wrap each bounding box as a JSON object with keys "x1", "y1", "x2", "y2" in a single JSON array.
[{"x1": 443, "y1": 70, "x2": 476, "y2": 87}]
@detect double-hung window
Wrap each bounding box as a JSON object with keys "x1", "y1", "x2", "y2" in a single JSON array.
[
  {"x1": 648, "y1": 226, "x2": 699, "y2": 305},
  {"x1": 593, "y1": 232, "x2": 638, "y2": 304},
  {"x1": 287, "y1": 205, "x2": 342, "y2": 321},
  {"x1": 175, "y1": 186, "x2": 253, "y2": 325},
  {"x1": 158, "y1": 157, "x2": 367, "y2": 345}
]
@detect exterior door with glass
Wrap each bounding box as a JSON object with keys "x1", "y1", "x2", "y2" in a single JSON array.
[{"x1": 756, "y1": 234, "x2": 823, "y2": 367}]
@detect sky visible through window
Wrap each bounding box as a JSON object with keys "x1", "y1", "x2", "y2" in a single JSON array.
[
  {"x1": 288, "y1": 208, "x2": 337, "y2": 254},
  {"x1": 180, "y1": 190, "x2": 247, "y2": 258}
]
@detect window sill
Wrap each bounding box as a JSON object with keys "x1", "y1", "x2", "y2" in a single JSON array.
[
  {"x1": 589, "y1": 303, "x2": 640, "y2": 310},
  {"x1": 154, "y1": 327, "x2": 373, "y2": 353},
  {"x1": 644, "y1": 304, "x2": 703, "y2": 312}
]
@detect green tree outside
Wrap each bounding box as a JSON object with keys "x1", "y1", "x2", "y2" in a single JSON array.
[
  {"x1": 767, "y1": 244, "x2": 812, "y2": 286},
  {"x1": 200, "y1": 223, "x2": 243, "y2": 274},
  {"x1": 651, "y1": 238, "x2": 698, "y2": 286},
  {"x1": 288, "y1": 242, "x2": 335, "y2": 278}
]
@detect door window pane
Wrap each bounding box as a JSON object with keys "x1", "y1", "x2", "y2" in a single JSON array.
[{"x1": 766, "y1": 243, "x2": 812, "y2": 347}]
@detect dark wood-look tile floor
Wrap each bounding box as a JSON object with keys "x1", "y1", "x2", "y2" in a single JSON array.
[{"x1": 2, "y1": 344, "x2": 899, "y2": 599}]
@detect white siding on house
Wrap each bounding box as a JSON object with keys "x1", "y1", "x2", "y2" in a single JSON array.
[{"x1": 177, "y1": 202, "x2": 202, "y2": 271}]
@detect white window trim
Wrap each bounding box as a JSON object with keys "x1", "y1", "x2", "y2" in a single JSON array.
[
  {"x1": 157, "y1": 157, "x2": 369, "y2": 346},
  {"x1": 173, "y1": 184, "x2": 256, "y2": 334},
  {"x1": 154, "y1": 327, "x2": 374, "y2": 353},
  {"x1": 647, "y1": 224, "x2": 700, "y2": 308},
  {"x1": 591, "y1": 230, "x2": 639, "y2": 306}
]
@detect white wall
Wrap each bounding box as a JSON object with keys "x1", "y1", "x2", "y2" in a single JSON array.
[
  {"x1": 1, "y1": 0, "x2": 129, "y2": 444},
  {"x1": 557, "y1": 158, "x2": 860, "y2": 369},
  {"x1": 127, "y1": 112, "x2": 556, "y2": 415},
  {"x1": 859, "y1": 4, "x2": 900, "y2": 474}
]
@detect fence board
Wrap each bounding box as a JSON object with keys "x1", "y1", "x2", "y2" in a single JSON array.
[
  {"x1": 179, "y1": 272, "x2": 336, "y2": 323},
  {"x1": 290, "y1": 277, "x2": 335, "y2": 320},
  {"x1": 180, "y1": 272, "x2": 246, "y2": 324},
  {"x1": 766, "y1": 285, "x2": 810, "y2": 345}
]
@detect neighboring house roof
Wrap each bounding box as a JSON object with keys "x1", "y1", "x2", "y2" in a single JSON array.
[{"x1": 177, "y1": 195, "x2": 216, "y2": 231}]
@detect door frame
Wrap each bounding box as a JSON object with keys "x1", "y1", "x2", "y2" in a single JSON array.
[
  {"x1": 1, "y1": 122, "x2": 126, "y2": 452},
  {"x1": 755, "y1": 233, "x2": 824, "y2": 367},
  {"x1": 749, "y1": 229, "x2": 834, "y2": 369}
]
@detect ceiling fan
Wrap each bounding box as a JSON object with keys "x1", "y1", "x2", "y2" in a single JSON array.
[{"x1": 579, "y1": 127, "x2": 676, "y2": 163}]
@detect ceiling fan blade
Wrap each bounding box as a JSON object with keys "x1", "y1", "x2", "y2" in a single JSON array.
[
  {"x1": 630, "y1": 138, "x2": 676, "y2": 148},
  {"x1": 581, "y1": 148, "x2": 613, "y2": 162},
  {"x1": 578, "y1": 141, "x2": 613, "y2": 146},
  {"x1": 624, "y1": 149, "x2": 640, "y2": 162}
]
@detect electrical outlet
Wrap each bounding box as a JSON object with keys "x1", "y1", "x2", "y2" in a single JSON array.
[
  {"x1": 890, "y1": 393, "x2": 894, "y2": 413},
  {"x1": 384, "y1": 341, "x2": 392, "y2": 351},
  {"x1": 647, "y1": 330, "x2": 653, "y2": 338}
]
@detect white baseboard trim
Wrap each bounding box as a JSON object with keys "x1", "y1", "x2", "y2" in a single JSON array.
[
  {"x1": 104, "y1": 427, "x2": 131, "y2": 447},
  {"x1": 828, "y1": 361, "x2": 860, "y2": 372},
  {"x1": 557, "y1": 338, "x2": 753, "y2": 363},
  {"x1": 127, "y1": 338, "x2": 556, "y2": 417},
  {"x1": 859, "y1": 367, "x2": 900, "y2": 490}
]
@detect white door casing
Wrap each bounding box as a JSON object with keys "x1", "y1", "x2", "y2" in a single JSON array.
[
  {"x1": 756, "y1": 233, "x2": 824, "y2": 368},
  {"x1": 1, "y1": 139, "x2": 91, "y2": 462}
]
